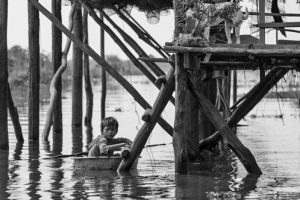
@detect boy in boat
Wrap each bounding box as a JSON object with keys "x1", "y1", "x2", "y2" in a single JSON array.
[{"x1": 88, "y1": 116, "x2": 132, "y2": 157}]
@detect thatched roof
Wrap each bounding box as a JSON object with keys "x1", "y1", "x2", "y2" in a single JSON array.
[{"x1": 87, "y1": 0, "x2": 173, "y2": 12}]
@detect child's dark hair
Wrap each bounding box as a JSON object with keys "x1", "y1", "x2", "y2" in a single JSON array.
[{"x1": 101, "y1": 117, "x2": 119, "y2": 132}]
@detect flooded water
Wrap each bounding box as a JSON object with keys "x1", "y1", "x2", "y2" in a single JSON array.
[{"x1": 1, "y1": 75, "x2": 300, "y2": 199}]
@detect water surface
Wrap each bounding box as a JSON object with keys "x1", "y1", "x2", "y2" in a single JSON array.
[{"x1": 1, "y1": 75, "x2": 300, "y2": 199}]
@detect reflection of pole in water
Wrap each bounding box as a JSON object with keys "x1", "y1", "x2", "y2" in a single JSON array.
[
  {"x1": 28, "y1": 141, "x2": 41, "y2": 199},
  {"x1": 72, "y1": 127, "x2": 83, "y2": 154},
  {"x1": 50, "y1": 156, "x2": 64, "y2": 199},
  {"x1": 53, "y1": 131, "x2": 63, "y2": 155},
  {"x1": 0, "y1": 150, "x2": 9, "y2": 199}
]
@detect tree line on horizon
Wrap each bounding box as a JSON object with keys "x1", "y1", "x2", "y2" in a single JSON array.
[{"x1": 8, "y1": 45, "x2": 169, "y2": 88}]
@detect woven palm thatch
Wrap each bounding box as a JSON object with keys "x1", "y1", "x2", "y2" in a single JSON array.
[{"x1": 87, "y1": 0, "x2": 173, "y2": 11}]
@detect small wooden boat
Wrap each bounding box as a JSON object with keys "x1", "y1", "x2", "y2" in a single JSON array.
[{"x1": 74, "y1": 155, "x2": 138, "y2": 170}]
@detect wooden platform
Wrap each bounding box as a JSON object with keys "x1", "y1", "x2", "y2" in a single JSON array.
[{"x1": 164, "y1": 43, "x2": 300, "y2": 70}]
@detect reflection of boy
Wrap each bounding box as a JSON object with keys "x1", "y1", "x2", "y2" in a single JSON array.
[{"x1": 88, "y1": 117, "x2": 132, "y2": 157}]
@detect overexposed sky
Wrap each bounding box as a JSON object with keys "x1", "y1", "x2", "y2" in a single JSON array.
[{"x1": 7, "y1": 0, "x2": 300, "y2": 59}]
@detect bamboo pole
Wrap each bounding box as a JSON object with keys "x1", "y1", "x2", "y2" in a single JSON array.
[
  {"x1": 100, "y1": 13, "x2": 106, "y2": 120},
  {"x1": 80, "y1": 2, "x2": 159, "y2": 91},
  {"x1": 72, "y1": 2, "x2": 83, "y2": 127},
  {"x1": 30, "y1": 0, "x2": 173, "y2": 136},
  {"x1": 83, "y1": 9, "x2": 93, "y2": 127},
  {"x1": 187, "y1": 72, "x2": 262, "y2": 174},
  {"x1": 199, "y1": 67, "x2": 289, "y2": 151},
  {"x1": 42, "y1": 5, "x2": 75, "y2": 141},
  {"x1": 0, "y1": 0, "x2": 9, "y2": 149},
  {"x1": 118, "y1": 67, "x2": 175, "y2": 171},
  {"x1": 7, "y1": 83, "x2": 24, "y2": 142},
  {"x1": 28, "y1": 0, "x2": 40, "y2": 141},
  {"x1": 52, "y1": 0, "x2": 63, "y2": 133}
]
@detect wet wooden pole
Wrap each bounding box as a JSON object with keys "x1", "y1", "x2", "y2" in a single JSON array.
[
  {"x1": 83, "y1": 9, "x2": 93, "y2": 126},
  {"x1": 100, "y1": 13, "x2": 106, "y2": 120},
  {"x1": 29, "y1": 0, "x2": 173, "y2": 136},
  {"x1": 8, "y1": 83, "x2": 24, "y2": 142},
  {"x1": 72, "y1": 2, "x2": 83, "y2": 127},
  {"x1": 173, "y1": 54, "x2": 197, "y2": 173},
  {"x1": 52, "y1": 0, "x2": 63, "y2": 133},
  {"x1": 0, "y1": 0, "x2": 9, "y2": 149},
  {"x1": 28, "y1": 0, "x2": 40, "y2": 141}
]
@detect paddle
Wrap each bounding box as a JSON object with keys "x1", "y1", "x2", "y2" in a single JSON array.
[{"x1": 49, "y1": 143, "x2": 167, "y2": 159}]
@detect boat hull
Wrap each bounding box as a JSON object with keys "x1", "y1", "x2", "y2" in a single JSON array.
[{"x1": 74, "y1": 156, "x2": 138, "y2": 170}]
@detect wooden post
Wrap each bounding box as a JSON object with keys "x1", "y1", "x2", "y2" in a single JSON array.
[
  {"x1": 232, "y1": 70, "x2": 237, "y2": 104},
  {"x1": 118, "y1": 67, "x2": 175, "y2": 171},
  {"x1": 29, "y1": 0, "x2": 174, "y2": 136},
  {"x1": 199, "y1": 79, "x2": 217, "y2": 140},
  {"x1": 72, "y1": 2, "x2": 83, "y2": 127},
  {"x1": 187, "y1": 73, "x2": 262, "y2": 174},
  {"x1": 173, "y1": 54, "x2": 200, "y2": 174},
  {"x1": 259, "y1": 0, "x2": 265, "y2": 44},
  {"x1": 7, "y1": 83, "x2": 24, "y2": 142},
  {"x1": 28, "y1": 0, "x2": 40, "y2": 141},
  {"x1": 0, "y1": 0, "x2": 9, "y2": 149},
  {"x1": 83, "y1": 9, "x2": 93, "y2": 126},
  {"x1": 100, "y1": 13, "x2": 106, "y2": 120},
  {"x1": 52, "y1": 0, "x2": 63, "y2": 133}
]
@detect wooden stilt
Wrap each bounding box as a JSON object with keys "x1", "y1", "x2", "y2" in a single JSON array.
[
  {"x1": 173, "y1": 54, "x2": 200, "y2": 174},
  {"x1": 118, "y1": 67, "x2": 175, "y2": 171},
  {"x1": 0, "y1": 0, "x2": 9, "y2": 149},
  {"x1": 7, "y1": 83, "x2": 24, "y2": 142},
  {"x1": 52, "y1": 0, "x2": 63, "y2": 134},
  {"x1": 199, "y1": 67, "x2": 289, "y2": 151},
  {"x1": 30, "y1": 0, "x2": 173, "y2": 136},
  {"x1": 232, "y1": 70, "x2": 237, "y2": 104},
  {"x1": 187, "y1": 73, "x2": 262, "y2": 174},
  {"x1": 42, "y1": 5, "x2": 75, "y2": 141},
  {"x1": 99, "y1": 13, "x2": 106, "y2": 120},
  {"x1": 173, "y1": 54, "x2": 189, "y2": 173},
  {"x1": 28, "y1": 0, "x2": 40, "y2": 141},
  {"x1": 83, "y1": 9, "x2": 93, "y2": 126},
  {"x1": 72, "y1": 2, "x2": 83, "y2": 127}
]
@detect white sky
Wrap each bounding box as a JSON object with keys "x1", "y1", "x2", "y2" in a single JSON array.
[{"x1": 7, "y1": 0, "x2": 300, "y2": 60}]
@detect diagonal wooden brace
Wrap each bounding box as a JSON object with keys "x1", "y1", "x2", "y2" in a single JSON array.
[
  {"x1": 199, "y1": 67, "x2": 289, "y2": 151},
  {"x1": 187, "y1": 73, "x2": 262, "y2": 174},
  {"x1": 118, "y1": 68, "x2": 175, "y2": 171}
]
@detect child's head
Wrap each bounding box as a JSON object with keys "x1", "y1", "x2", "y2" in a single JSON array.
[{"x1": 101, "y1": 117, "x2": 119, "y2": 139}]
